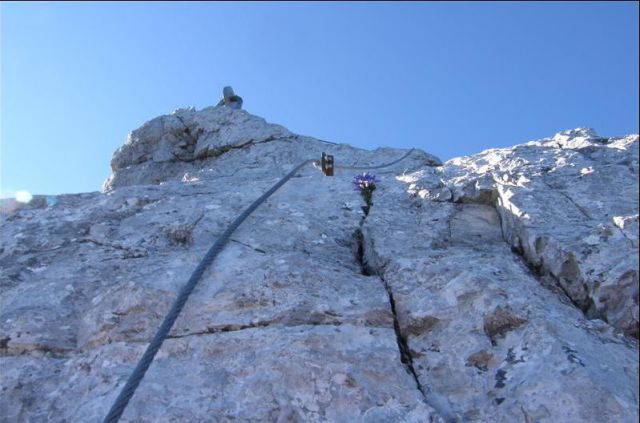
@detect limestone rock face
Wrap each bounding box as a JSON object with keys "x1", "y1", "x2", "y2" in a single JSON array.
[
  {"x1": 108, "y1": 107, "x2": 292, "y2": 188},
  {"x1": 444, "y1": 128, "x2": 639, "y2": 336},
  {"x1": 1, "y1": 106, "x2": 637, "y2": 423}
]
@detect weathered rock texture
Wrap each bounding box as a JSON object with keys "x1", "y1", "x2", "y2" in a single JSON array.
[{"x1": 1, "y1": 106, "x2": 638, "y2": 423}]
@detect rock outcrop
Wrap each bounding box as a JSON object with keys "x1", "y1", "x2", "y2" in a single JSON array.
[{"x1": 1, "y1": 106, "x2": 638, "y2": 422}]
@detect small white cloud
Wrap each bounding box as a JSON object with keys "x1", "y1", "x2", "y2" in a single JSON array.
[{"x1": 15, "y1": 190, "x2": 33, "y2": 203}]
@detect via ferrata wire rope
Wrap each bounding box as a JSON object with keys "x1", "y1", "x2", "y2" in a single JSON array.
[{"x1": 103, "y1": 148, "x2": 415, "y2": 423}]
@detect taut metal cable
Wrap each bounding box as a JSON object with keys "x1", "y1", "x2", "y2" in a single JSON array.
[
  {"x1": 336, "y1": 148, "x2": 415, "y2": 170},
  {"x1": 103, "y1": 147, "x2": 415, "y2": 423},
  {"x1": 103, "y1": 159, "x2": 316, "y2": 423}
]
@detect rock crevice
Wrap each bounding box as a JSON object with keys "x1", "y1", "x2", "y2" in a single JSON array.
[
  {"x1": 435, "y1": 130, "x2": 640, "y2": 337},
  {"x1": 355, "y1": 216, "x2": 459, "y2": 423}
]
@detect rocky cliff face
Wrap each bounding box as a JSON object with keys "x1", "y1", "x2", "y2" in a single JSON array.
[{"x1": 1, "y1": 106, "x2": 638, "y2": 422}]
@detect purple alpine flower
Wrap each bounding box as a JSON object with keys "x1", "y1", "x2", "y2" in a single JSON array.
[
  {"x1": 352, "y1": 173, "x2": 377, "y2": 191},
  {"x1": 353, "y1": 173, "x2": 377, "y2": 208}
]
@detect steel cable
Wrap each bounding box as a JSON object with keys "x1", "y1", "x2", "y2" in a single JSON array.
[
  {"x1": 103, "y1": 159, "x2": 316, "y2": 423},
  {"x1": 336, "y1": 148, "x2": 415, "y2": 170},
  {"x1": 103, "y1": 147, "x2": 415, "y2": 422}
]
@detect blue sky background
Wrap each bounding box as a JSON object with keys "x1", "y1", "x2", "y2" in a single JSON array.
[{"x1": 1, "y1": 1, "x2": 638, "y2": 197}]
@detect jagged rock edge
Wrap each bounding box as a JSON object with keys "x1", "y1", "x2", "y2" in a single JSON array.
[{"x1": 452, "y1": 181, "x2": 624, "y2": 332}]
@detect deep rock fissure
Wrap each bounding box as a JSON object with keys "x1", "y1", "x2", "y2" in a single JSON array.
[
  {"x1": 353, "y1": 226, "x2": 426, "y2": 397},
  {"x1": 383, "y1": 279, "x2": 426, "y2": 393},
  {"x1": 353, "y1": 228, "x2": 371, "y2": 277},
  {"x1": 491, "y1": 197, "x2": 584, "y2": 311},
  {"x1": 492, "y1": 200, "x2": 598, "y2": 320},
  {"x1": 354, "y1": 222, "x2": 459, "y2": 422},
  {"x1": 457, "y1": 179, "x2": 598, "y2": 320},
  {"x1": 493, "y1": 197, "x2": 508, "y2": 242}
]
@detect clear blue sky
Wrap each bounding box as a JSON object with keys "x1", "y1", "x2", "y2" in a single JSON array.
[{"x1": 1, "y1": 1, "x2": 638, "y2": 197}]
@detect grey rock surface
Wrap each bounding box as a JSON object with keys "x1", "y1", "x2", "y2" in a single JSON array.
[
  {"x1": 363, "y1": 174, "x2": 638, "y2": 422},
  {"x1": 443, "y1": 128, "x2": 639, "y2": 336},
  {"x1": 1, "y1": 107, "x2": 637, "y2": 423}
]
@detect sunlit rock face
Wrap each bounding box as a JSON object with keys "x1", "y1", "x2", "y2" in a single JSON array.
[
  {"x1": 403, "y1": 128, "x2": 639, "y2": 337},
  {"x1": 1, "y1": 106, "x2": 637, "y2": 423}
]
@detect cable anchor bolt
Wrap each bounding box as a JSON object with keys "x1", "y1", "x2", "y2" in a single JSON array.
[{"x1": 321, "y1": 152, "x2": 334, "y2": 176}]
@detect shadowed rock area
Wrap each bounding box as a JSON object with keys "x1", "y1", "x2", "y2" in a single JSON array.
[{"x1": 1, "y1": 106, "x2": 638, "y2": 422}]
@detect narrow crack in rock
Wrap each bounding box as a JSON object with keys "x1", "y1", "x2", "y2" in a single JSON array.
[
  {"x1": 195, "y1": 135, "x2": 289, "y2": 162},
  {"x1": 79, "y1": 238, "x2": 147, "y2": 258},
  {"x1": 22, "y1": 244, "x2": 68, "y2": 254},
  {"x1": 167, "y1": 320, "x2": 343, "y2": 340},
  {"x1": 354, "y1": 221, "x2": 458, "y2": 423},
  {"x1": 510, "y1": 242, "x2": 594, "y2": 315},
  {"x1": 353, "y1": 223, "x2": 425, "y2": 392},
  {"x1": 73, "y1": 321, "x2": 346, "y2": 353},
  {"x1": 543, "y1": 181, "x2": 592, "y2": 219},
  {"x1": 493, "y1": 194, "x2": 508, "y2": 242},
  {"x1": 174, "y1": 115, "x2": 198, "y2": 145},
  {"x1": 0, "y1": 342, "x2": 74, "y2": 359},
  {"x1": 168, "y1": 320, "x2": 275, "y2": 339},
  {"x1": 490, "y1": 200, "x2": 595, "y2": 318},
  {"x1": 229, "y1": 238, "x2": 267, "y2": 254},
  {"x1": 382, "y1": 277, "x2": 426, "y2": 393},
  {"x1": 615, "y1": 226, "x2": 635, "y2": 248}
]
